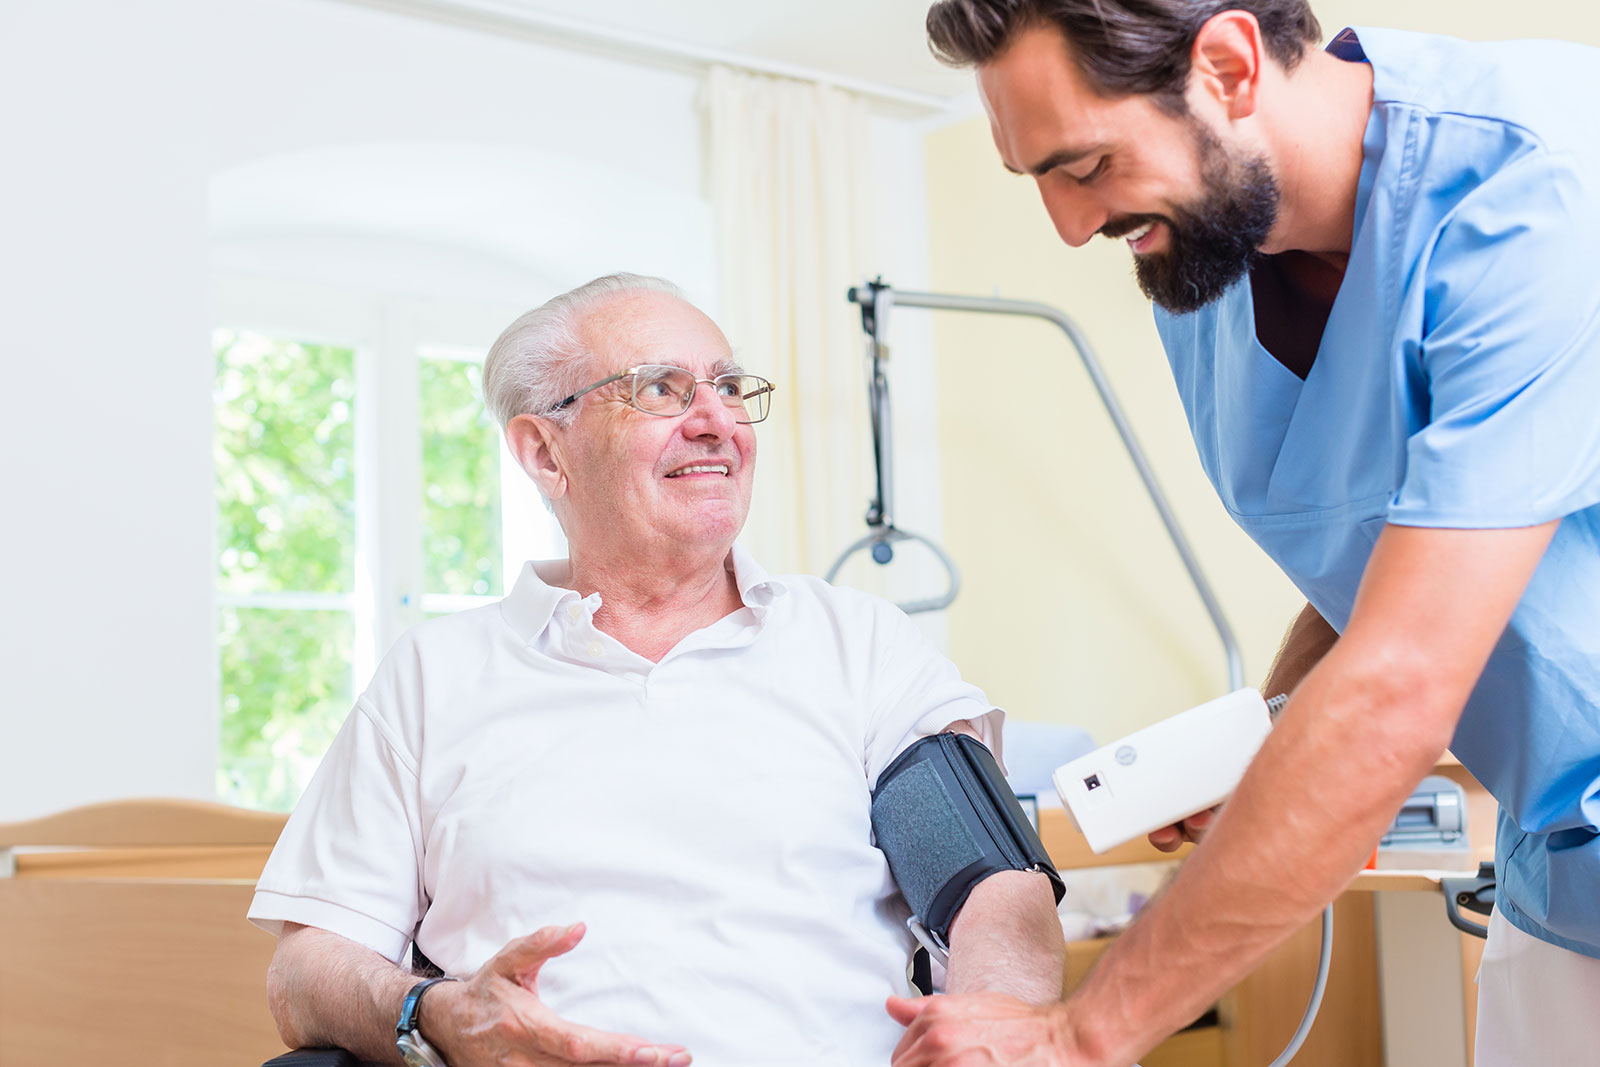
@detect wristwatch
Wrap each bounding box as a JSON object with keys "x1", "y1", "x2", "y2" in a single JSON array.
[{"x1": 395, "y1": 976, "x2": 458, "y2": 1067}]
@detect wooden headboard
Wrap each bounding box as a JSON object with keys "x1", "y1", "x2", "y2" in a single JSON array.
[{"x1": 0, "y1": 798, "x2": 289, "y2": 1067}]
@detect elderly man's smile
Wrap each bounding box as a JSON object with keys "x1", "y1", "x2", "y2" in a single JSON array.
[{"x1": 664, "y1": 461, "x2": 733, "y2": 478}]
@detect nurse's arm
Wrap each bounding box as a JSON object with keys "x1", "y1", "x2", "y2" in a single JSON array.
[
  {"x1": 1051, "y1": 520, "x2": 1559, "y2": 1065},
  {"x1": 266, "y1": 921, "x2": 692, "y2": 1067},
  {"x1": 1262, "y1": 601, "x2": 1340, "y2": 698}
]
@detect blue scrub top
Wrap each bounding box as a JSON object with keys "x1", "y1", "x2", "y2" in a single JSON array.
[{"x1": 1155, "y1": 27, "x2": 1600, "y2": 957}]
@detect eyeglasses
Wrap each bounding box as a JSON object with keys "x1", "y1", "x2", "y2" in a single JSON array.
[{"x1": 549, "y1": 364, "x2": 776, "y2": 424}]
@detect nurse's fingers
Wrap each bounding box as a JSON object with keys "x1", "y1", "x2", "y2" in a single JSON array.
[
  {"x1": 1183, "y1": 807, "x2": 1217, "y2": 839},
  {"x1": 1147, "y1": 806, "x2": 1219, "y2": 851},
  {"x1": 1148, "y1": 824, "x2": 1186, "y2": 851}
]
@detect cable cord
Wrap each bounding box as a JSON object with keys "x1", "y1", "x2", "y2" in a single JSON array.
[
  {"x1": 1267, "y1": 904, "x2": 1334, "y2": 1066},
  {"x1": 1258, "y1": 694, "x2": 1335, "y2": 1064},
  {"x1": 1254, "y1": 695, "x2": 1334, "y2": 1065}
]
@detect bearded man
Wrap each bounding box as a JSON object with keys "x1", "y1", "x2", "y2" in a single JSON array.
[{"x1": 892, "y1": 3, "x2": 1600, "y2": 1065}]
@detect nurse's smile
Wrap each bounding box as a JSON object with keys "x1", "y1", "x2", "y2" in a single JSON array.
[{"x1": 1124, "y1": 221, "x2": 1161, "y2": 254}]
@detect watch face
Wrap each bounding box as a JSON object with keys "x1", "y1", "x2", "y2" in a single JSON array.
[{"x1": 396, "y1": 1031, "x2": 446, "y2": 1067}]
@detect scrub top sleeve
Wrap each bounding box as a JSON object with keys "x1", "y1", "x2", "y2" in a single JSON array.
[
  {"x1": 861, "y1": 602, "x2": 1003, "y2": 785},
  {"x1": 247, "y1": 697, "x2": 427, "y2": 963},
  {"x1": 1389, "y1": 150, "x2": 1600, "y2": 528}
]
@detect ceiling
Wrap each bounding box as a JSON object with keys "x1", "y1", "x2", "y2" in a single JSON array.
[{"x1": 379, "y1": 0, "x2": 979, "y2": 105}]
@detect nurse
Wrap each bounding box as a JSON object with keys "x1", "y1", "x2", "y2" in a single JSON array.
[{"x1": 890, "y1": 2, "x2": 1600, "y2": 1065}]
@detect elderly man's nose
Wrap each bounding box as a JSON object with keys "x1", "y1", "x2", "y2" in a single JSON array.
[
  {"x1": 1040, "y1": 183, "x2": 1107, "y2": 248},
  {"x1": 681, "y1": 382, "x2": 736, "y2": 436}
]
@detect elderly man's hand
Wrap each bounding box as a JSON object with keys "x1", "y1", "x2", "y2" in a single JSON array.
[
  {"x1": 428, "y1": 923, "x2": 692, "y2": 1067},
  {"x1": 886, "y1": 993, "x2": 1093, "y2": 1067}
]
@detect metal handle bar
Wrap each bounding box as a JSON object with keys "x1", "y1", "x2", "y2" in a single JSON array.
[
  {"x1": 824, "y1": 526, "x2": 962, "y2": 614},
  {"x1": 1441, "y1": 862, "x2": 1496, "y2": 939}
]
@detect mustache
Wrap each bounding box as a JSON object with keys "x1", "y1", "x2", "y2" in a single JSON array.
[{"x1": 1099, "y1": 214, "x2": 1168, "y2": 240}]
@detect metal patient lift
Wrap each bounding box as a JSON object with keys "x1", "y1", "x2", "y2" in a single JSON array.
[
  {"x1": 824, "y1": 280, "x2": 963, "y2": 615},
  {"x1": 826, "y1": 277, "x2": 1245, "y2": 694}
]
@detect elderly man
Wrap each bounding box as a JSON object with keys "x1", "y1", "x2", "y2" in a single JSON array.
[
  {"x1": 248, "y1": 273, "x2": 1066, "y2": 1067},
  {"x1": 890, "y1": 2, "x2": 1600, "y2": 1065}
]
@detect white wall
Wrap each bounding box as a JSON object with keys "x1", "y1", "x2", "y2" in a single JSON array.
[
  {"x1": 0, "y1": 0, "x2": 697, "y2": 819},
  {"x1": 0, "y1": 0, "x2": 940, "y2": 820}
]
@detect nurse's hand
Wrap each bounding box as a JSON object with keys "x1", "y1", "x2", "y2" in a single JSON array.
[
  {"x1": 887, "y1": 993, "x2": 1091, "y2": 1066},
  {"x1": 1147, "y1": 805, "x2": 1218, "y2": 852},
  {"x1": 427, "y1": 923, "x2": 692, "y2": 1067}
]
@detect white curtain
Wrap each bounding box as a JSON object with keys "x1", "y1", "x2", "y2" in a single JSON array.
[{"x1": 704, "y1": 65, "x2": 877, "y2": 578}]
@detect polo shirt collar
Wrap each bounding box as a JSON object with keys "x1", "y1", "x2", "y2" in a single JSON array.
[
  {"x1": 727, "y1": 542, "x2": 788, "y2": 616},
  {"x1": 500, "y1": 541, "x2": 788, "y2": 643}
]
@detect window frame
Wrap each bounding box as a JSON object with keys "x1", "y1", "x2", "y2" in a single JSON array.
[{"x1": 212, "y1": 274, "x2": 562, "y2": 806}]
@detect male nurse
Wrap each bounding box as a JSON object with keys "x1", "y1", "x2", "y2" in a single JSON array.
[{"x1": 888, "y1": 3, "x2": 1600, "y2": 1065}]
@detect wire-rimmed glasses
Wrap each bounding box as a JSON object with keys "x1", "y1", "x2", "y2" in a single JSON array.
[{"x1": 549, "y1": 364, "x2": 776, "y2": 424}]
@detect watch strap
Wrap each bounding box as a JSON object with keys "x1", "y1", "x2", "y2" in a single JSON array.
[{"x1": 396, "y1": 975, "x2": 458, "y2": 1038}]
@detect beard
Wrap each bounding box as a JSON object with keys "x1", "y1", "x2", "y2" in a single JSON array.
[{"x1": 1110, "y1": 124, "x2": 1280, "y2": 315}]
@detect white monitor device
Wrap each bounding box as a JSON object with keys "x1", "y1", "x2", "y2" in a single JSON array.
[{"x1": 1053, "y1": 688, "x2": 1274, "y2": 854}]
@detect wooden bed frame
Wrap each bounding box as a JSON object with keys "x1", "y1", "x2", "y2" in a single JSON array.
[{"x1": 0, "y1": 798, "x2": 290, "y2": 1067}]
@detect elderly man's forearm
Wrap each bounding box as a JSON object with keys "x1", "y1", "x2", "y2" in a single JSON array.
[
  {"x1": 267, "y1": 924, "x2": 414, "y2": 1064},
  {"x1": 944, "y1": 870, "x2": 1066, "y2": 1004}
]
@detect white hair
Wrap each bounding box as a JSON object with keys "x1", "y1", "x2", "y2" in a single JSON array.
[{"x1": 482, "y1": 272, "x2": 688, "y2": 430}]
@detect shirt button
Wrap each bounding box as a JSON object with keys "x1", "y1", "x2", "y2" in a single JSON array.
[
  {"x1": 566, "y1": 604, "x2": 584, "y2": 622},
  {"x1": 585, "y1": 640, "x2": 604, "y2": 658}
]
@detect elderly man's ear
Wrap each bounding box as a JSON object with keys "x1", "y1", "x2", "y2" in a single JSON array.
[{"x1": 506, "y1": 414, "x2": 568, "y2": 502}]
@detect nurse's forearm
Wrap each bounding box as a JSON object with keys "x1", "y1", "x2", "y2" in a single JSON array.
[
  {"x1": 1062, "y1": 646, "x2": 1450, "y2": 1064},
  {"x1": 1261, "y1": 602, "x2": 1339, "y2": 699},
  {"x1": 945, "y1": 870, "x2": 1066, "y2": 1004}
]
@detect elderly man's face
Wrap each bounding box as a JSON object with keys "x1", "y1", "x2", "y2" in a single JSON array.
[{"x1": 543, "y1": 291, "x2": 757, "y2": 557}]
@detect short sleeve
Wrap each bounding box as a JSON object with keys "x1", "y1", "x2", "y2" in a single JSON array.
[
  {"x1": 1389, "y1": 149, "x2": 1600, "y2": 528},
  {"x1": 861, "y1": 603, "x2": 1003, "y2": 785},
  {"x1": 247, "y1": 697, "x2": 426, "y2": 962}
]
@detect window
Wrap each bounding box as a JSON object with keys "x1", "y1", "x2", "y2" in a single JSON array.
[
  {"x1": 213, "y1": 283, "x2": 561, "y2": 810},
  {"x1": 215, "y1": 331, "x2": 357, "y2": 811},
  {"x1": 418, "y1": 348, "x2": 505, "y2": 612}
]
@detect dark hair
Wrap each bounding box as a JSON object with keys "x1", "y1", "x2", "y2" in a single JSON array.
[{"x1": 927, "y1": 0, "x2": 1321, "y2": 104}]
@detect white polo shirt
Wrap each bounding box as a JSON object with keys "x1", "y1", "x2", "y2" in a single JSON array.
[{"x1": 249, "y1": 544, "x2": 1000, "y2": 1066}]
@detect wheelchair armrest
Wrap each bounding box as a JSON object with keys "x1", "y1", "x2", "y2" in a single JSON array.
[{"x1": 262, "y1": 1049, "x2": 386, "y2": 1067}]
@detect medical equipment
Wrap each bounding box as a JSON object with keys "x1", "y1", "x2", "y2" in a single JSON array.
[
  {"x1": 1054, "y1": 688, "x2": 1276, "y2": 854},
  {"x1": 872, "y1": 732, "x2": 1065, "y2": 962},
  {"x1": 835, "y1": 280, "x2": 1244, "y2": 687},
  {"x1": 1377, "y1": 775, "x2": 1472, "y2": 870},
  {"x1": 825, "y1": 280, "x2": 961, "y2": 614}
]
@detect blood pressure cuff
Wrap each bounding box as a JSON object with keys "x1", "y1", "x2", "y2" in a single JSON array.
[{"x1": 870, "y1": 732, "x2": 1066, "y2": 948}]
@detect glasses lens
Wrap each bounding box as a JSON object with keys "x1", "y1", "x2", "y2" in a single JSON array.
[
  {"x1": 720, "y1": 375, "x2": 773, "y2": 424},
  {"x1": 630, "y1": 365, "x2": 696, "y2": 414}
]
